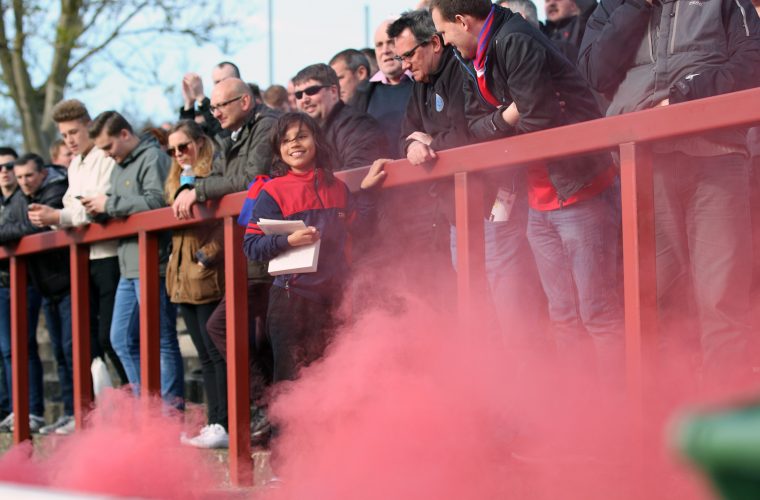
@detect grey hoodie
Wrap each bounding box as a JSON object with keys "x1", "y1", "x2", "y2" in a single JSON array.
[{"x1": 106, "y1": 134, "x2": 170, "y2": 279}]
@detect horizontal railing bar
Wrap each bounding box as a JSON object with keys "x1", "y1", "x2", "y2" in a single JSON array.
[{"x1": 1, "y1": 87, "x2": 759, "y2": 259}]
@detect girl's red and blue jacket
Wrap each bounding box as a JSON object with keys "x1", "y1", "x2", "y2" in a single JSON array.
[{"x1": 243, "y1": 167, "x2": 375, "y2": 303}]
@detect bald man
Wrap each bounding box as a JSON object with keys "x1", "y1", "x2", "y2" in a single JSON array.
[{"x1": 350, "y1": 19, "x2": 415, "y2": 158}]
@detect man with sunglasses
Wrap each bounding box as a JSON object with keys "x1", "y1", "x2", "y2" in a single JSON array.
[
  {"x1": 0, "y1": 148, "x2": 45, "y2": 434},
  {"x1": 26, "y1": 100, "x2": 128, "y2": 428},
  {"x1": 292, "y1": 63, "x2": 388, "y2": 171},
  {"x1": 172, "y1": 77, "x2": 279, "y2": 441}
]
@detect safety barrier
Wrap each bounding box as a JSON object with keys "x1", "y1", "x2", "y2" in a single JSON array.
[{"x1": 1, "y1": 87, "x2": 759, "y2": 485}]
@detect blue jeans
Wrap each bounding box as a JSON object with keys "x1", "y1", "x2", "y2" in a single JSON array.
[
  {"x1": 450, "y1": 189, "x2": 549, "y2": 350},
  {"x1": 42, "y1": 294, "x2": 74, "y2": 416},
  {"x1": 0, "y1": 286, "x2": 43, "y2": 416},
  {"x1": 527, "y1": 185, "x2": 624, "y2": 376},
  {"x1": 109, "y1": 277, "x2": 184, "y2": 407},
  {"x1": 653, "y1": 152, "x2": 753, "y2": 378}
]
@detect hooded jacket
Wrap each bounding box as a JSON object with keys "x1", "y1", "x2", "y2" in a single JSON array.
[
  {"x1": 105, "y1": 134, "x2": 170, "y2": 279},
  {"x1": 577, "y1": 0, "x2": 760, "y2": 151},
  {"x1": 0, "y1": 167, "x2": 70, "y2": 298}
]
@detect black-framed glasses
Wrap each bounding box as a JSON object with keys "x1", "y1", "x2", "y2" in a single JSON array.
[
  {"x1": 0, "y1": 162, "x2": 14, "y2": 171},
  {"x1": 210, "y1": 95, "x2": 244, "y2": 113},
  {"x1": 393, "y1": 40, "x2": 430, "y2": 63},
  {"x1": 294, "y1": 85, "x2": 330, "y2": 100},
  {"x1": 167, "y1": 142, "x2": 192, "y2": 158}
]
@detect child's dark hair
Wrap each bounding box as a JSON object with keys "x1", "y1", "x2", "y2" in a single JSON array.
[{"x1": 269, "y1": 112, "x2": 337, "y2": 184}]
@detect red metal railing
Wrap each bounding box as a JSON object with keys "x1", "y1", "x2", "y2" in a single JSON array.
[{"x1": 1, "y1": 87, "x2": 759, "y2": 485}]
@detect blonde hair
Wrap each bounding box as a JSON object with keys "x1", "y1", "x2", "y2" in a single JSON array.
[{"x1": 165, "y1": 120, "x2": 215, "y2": 204}]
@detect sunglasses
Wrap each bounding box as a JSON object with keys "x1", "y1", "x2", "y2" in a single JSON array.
[
  {"x1": 167, "y1": 142, "x2": 192, "y2": 158},
  {"x1": 294, "y1": 85, "x2": 330, "y2": 100},
  {"x1": 0, "y1": 162, "x2": 14, "y2": 171}
]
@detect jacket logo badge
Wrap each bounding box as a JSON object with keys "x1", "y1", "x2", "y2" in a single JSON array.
[
  {"x1": 688, "y1": 1, "x2": 705, "y2": 5},
  {"x1": 435, "y1": 94, "x2": 445, "y2": 112},
  {"x1": 124, "y1": 180, "x2": 130, "y2": 187}
]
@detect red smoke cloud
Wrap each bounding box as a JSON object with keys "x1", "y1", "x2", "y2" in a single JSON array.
[
  {"x1": 262, "y1": 296, "x2": 727, "y2": 500},
  {"x1": 0, "y1": 390, "x2": 221, "y2": 499}
]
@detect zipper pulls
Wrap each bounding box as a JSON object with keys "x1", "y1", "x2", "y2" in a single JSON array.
[{"x1": 284, "y1": 279, "x2": 290, "y2": 299}]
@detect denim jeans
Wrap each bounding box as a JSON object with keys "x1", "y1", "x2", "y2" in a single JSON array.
[
  {"x1": 42, "y1": 294, "x2": 74, "y2": 416},
  {"x1": 653, "y1": 152, "x2": 753, "y2": 378},
  {"x1": 450, "y1": 189, "x2": 549, "y2": 350},
  {"x1": 527, "y1": 185, "x2": 624, "y2": 377},
  {"x1": 109, "y1": 277, "x2": 184, "y2": 406},
  {"x1": 0, "y1": 286, "x2": 43, "y2": 416}
]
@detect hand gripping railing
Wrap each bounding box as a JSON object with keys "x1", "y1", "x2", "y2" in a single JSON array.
[{"x1": 1, "y1": 87, "x2": 759, "y2": 485}]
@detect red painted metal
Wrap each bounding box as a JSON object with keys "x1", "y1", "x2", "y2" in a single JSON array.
[
  {"x1": 70, "y1": 244, "x2": 92, "y2": 429},
  {"x1": 138, "y1": 231, "x2": 161, "y2": 399},
  {"x1": 10, "y1": 257, "x2": 29, "y2": 443},
  {"x1": 0, "y1": 87, "x2": 756, "y2": 474},
  {"x1": 619, "y1": 143, "x2": 658, "y2": 414},
  {"x1": 223, "y1": 217, "x2": 252, "y2": 486},
  {"x1": 454, "y1": 172, "x2": 487, "y2": 322}
]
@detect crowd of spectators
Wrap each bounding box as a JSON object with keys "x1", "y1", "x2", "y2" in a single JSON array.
[{"x1": 0, "y1": 0, "x2": 759, "y2": 451}]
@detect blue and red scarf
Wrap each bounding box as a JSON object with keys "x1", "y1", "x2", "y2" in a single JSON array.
[{"x1": 474, "y1": 6, "x2": 501, "y2": 108}]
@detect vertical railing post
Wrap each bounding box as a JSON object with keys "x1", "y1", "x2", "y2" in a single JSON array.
[
  {"x1": 224, "y1": 216, "x2": 252, "y2": 486},
  {"x1": 70, "y1": 243, "x2": 91, "y2": 429},
  {"x1": 619, "y1": 142, "x2": 658, "y2": 421},
  {"x1": 138, "y1": 231, "x2": 161, "y2": 399},
  {"x1": 10, "y1": 256, "x2": 29, "y2": 443},
  {"x1": 454, "y1": 172, "x2": 487, "y2": 324}
]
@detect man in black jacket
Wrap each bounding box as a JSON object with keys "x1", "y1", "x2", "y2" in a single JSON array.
[
  {"x1": 292, "y1": 64, "x2": 389, "y2": 171},
  {"x1": 578, "y1": 0, "x2": 760, "y2": 380},
  {"x1": 0, "y1": 149, "x2": 44, "y2": 433},
  {"x1": 391, "y1": 9, "x2": 547, "y2": 344},
  {"x1": 0, "y1": 154, "x2": 72, "y2": 432},
  {"x1": 431, "y1": 0, "x2": 623, "y2": 379}
]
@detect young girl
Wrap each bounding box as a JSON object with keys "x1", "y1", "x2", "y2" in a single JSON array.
[
  {"x1": 164, "y1": 120, "x2": 228, "y2": 449},
  {"x1": 243, "y1": 112, "x2": 387, "y2": 383}
]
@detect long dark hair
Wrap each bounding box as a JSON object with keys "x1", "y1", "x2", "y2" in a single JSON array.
[{"x1": 269, "y1": 112, "x2": 337, "y2": 184}]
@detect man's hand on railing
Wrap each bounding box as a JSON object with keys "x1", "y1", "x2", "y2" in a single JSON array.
[
  {"x1": 27, "y1": 204, "x2": 60, "y2": 228},
  {"x1": 172, "y1": 188, "x2": 198, "y2": 220},
  {"x1": 81, "y1": 195, "x2": 107, "y2": 216}
]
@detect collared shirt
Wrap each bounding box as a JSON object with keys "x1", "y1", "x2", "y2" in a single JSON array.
[
  {"x1": 58, "y1": 146, "x2": 118, "y2": 260},
  {"x1": 369, "y1": 70, "x2": 414, "y2": 84}
]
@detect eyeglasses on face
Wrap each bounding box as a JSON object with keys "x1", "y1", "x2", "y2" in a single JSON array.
[
  {"x1": 167, "y1": 142, "x2": 192, "y2": 158},
  {"x1": 294, "y1": 85, "x2": 330, "y2": 100},
  {"x1": 393, "y1": 40, "x2": 431, "y2": 63},
  {"x1": 209, "y1": 95, "x2": 244, "y2": 113},
  {"x1": 0, "y1": 162, "x2": 14, "y2": 171}
]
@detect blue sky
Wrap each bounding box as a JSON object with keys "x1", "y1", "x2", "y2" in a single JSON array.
[{"x1": 77, "y1": 0, "x2": 546, "y2": 126}]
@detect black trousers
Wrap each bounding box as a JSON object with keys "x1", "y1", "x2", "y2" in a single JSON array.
[
  {"x1": 206, "y1": 281, "x2": 272, "y2": 403},
  {"x1": 179, "y1": 302, "x2": 227, "y2": 428},
  {"x1": 89, "y1": 257, "x2": 128, "y2": 384},
  {"x1": 266, "y1": 286, "x2": 334, "y2": 383}
]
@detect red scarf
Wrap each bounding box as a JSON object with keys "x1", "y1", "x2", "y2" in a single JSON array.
[{"x1": 474, "y1": 6, "x2": 500, "y2": 108}]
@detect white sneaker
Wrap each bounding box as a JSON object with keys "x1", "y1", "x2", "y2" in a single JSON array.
[
  {"x1": 180, "y1": 424, "x2": 229, "y2": 449},
  {"x1": 0, "y1": 412, "x2": 14, "y2": 433},
  {"x1": 54, "y1": 417, "x2": 76, "y2": 435},
  {"x1": 29, "y1": 414, "x2": 46, "y2": 433},
  {"x1": 40, "y1": 415, "x2": 73, "y2": 435}
]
